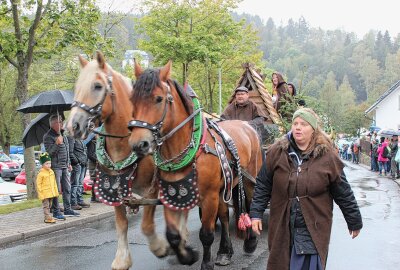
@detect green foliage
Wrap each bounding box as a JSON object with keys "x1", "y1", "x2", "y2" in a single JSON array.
[{"x1": 136, "y1": 0, "x2": 263, "y2": 112}]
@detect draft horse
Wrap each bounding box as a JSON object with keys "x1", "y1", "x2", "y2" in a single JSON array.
[
  {"x1": 127, "y1": 61, "x2": 263, "y2": 270},
  {"x1": 65, "y1": 52, "x2": 170, "y2": 270}
]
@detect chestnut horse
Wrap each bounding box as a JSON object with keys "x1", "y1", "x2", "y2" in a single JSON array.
[
  {"x1": 128, "y1": 61, "x2": 263, "y2": 270},
  {"x1": 65, "y1": 52, "x2": 170, "y2": 270}
]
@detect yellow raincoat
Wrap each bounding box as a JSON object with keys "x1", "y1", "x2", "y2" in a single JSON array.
[{"x1": 36, "y1": 168, "x2": 59, "y2": 200}]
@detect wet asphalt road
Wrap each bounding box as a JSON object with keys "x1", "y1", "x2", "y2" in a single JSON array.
[{"x1": 0, "y1": 161, "x2": 399, "y2": 270}]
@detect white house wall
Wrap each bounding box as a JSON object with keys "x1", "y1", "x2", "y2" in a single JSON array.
[{"x1": 375, "y1": 87, "x2": 400, "y2": 130}]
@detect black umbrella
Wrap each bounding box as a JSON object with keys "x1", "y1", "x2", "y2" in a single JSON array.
[
  {"x1": 17, "y1": 89, "x2": 74, "y2": 114},
  {"x1": 22, "y1": 112, "x2": 65, "y2": 148}
]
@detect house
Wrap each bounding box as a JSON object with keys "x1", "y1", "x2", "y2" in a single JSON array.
[
  {"x1": 365, "y1": 80, "x2": 400, "y2": 130},
  {"x1": 122, "y1": 50, "x2": 150, "y2": 69},
  {"x1": 229, "y1": 63, "x2": 281, "y2": 125}
]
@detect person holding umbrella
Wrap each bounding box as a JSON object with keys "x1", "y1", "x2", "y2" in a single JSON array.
[{"x1": 43, "y1": 114, "x2": 80, "y2": 217}]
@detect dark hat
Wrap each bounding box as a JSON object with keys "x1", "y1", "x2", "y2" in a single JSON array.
[
  {"x1": 235, "y1": 86, "x2": 249, "y2": 93},
  {"x1": 39, "y1": 152, "x2": 51, "y2": 165}
]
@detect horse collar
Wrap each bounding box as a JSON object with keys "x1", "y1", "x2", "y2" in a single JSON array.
[{"x1": 96, "y1": 125, "x2": 138, "y2": 171}]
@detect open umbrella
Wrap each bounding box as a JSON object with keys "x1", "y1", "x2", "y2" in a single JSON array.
[
  {"x1": 22, "y1": 112, "x2": 65, "y2": 148},
  {"x1": 17, "y1": 89, "x2": 74, "y2": 114},
  {"x1": 378, "y1": 129, "x2": 400, "y2": 137}
]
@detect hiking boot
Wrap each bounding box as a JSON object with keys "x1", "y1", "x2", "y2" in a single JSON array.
[
  {"x1": 53, "y1": 213, "x2": 66, "y2": 220},
  {"x1": 64, "y1": 209, "x2": 81, "y2": 217},
  {"x1": 72, "y1": 204, "x2": 83, "y2": 210},
  {"x1": 44, "y1": 217, "x2": 56, "y2": 224},
  {"x1": 78, "y1": 201, "x2": 90, "y2": 208}
]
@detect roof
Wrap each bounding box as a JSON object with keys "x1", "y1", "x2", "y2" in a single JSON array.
[
  {"x1": 229, "y1": 63, "x2": 281, "y2": 124},
  {"x1": 365, "y1": 80, "x2": 400, "y2": 114}
]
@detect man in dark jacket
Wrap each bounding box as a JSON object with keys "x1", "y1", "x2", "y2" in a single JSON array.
[
  {"x1": 85, "y1": 134, "x2": 98, "y2": 202},
  {"x1": 43, "y1": 114, "x2": 80, "y2": 217},
  {"x1": 221, "y1": 86, "x2": 267, "y2": 124},
  {"x1": 68, "y1": 136, "x2": 90, "y2": 209},
  {"x1": 390, "y1": 135, "x2": 399, "y2": 179}
]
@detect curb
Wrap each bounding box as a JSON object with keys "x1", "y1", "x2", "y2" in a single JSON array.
[{"x1": 0, "y1": 210, "x2": 115, "y2": 248}]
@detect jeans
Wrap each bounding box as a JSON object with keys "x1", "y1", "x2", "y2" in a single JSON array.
[
  {"x1": 378, "y1": 161, "x2": 389, "y2": 175},
  {"x1": 371, "y1": 156, "x2": 378, "y2": 171},
  {"x1": 71, "y1": 164, "x2": 86, "y2": 205},
  {"x1": 52, "y1": 167, "x2": 72, "y2": 212}
]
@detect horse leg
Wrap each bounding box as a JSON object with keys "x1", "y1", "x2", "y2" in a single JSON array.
[
  {"x1": 164, "y1": 208, "x2": 199, "y2": 265},
  {"x1": 141, "y1": 203, "x2": 171, "y2": 257},
  {"x1": 243, "y1": 180, "x2": 258, "y2": 254},
  {"x1": 215, "y1": 195, "x2": 233, "y2": 266},
  {"x1": 111, "y1": 205, "x2": 132, "y2": 270},
  {"x1": 198, "y1": 194, "x2": 219, "y2": 270}
]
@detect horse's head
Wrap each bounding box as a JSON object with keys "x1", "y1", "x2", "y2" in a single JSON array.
[
  {"x1": 66, "y1": 51, "x2": 117, "y2": 139},
  {"x1": 128, "y1": 61, "x2": 193, "y2": 156}
]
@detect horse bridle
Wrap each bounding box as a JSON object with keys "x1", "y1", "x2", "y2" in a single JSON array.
[
  {"x1": 71, "y1": 71, "x2": 129, "y2": 138},
  {"x1": 127, "y1": 81, "x2": 201, "y2": 146}
]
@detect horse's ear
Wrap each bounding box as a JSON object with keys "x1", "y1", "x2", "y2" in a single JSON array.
[
  {"x1": 134, "y1": 58, "x2": 143, "y2": 79},
  {"x1": 160, "y1": 60, "x2": 172, "y2": 81},
  {"x1": 96, "y1": 51, "x2": 106, "y2": 69},
  {"x1": 78, "y1": 55, "x2": 89, "y2": 67}
]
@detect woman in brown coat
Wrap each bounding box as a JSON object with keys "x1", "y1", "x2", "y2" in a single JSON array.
[
  {"x1": 250, "y1": 108, "x2": 362, "y2": 270},
  {"x1": 271, "y1": 72, "x2": 289, "y2": 112}
]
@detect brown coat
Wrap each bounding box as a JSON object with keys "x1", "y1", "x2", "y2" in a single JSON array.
[
  {"x1": 265, "y1": 137, "x2": 345, "y2": 269},
  {"x1": 221, "y1": 100, "x2": 267, "y2": 121}
]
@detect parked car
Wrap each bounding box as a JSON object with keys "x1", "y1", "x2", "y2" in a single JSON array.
[
  {"x1": 10, "y1": 154, "x2": 41, "y2": 169},
  {"x1": 15, "y1": 170, "x2": 93, "y2": 192},
  {"x1": 0, "y1": 152, "x2": 21, "y2": 180},
  {"x1": 0, "y1": 177, "x2": 27, "y2": 205}
]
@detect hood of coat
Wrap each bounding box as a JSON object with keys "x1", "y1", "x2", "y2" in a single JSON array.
[{"x1": 274, "y1": 132, "x2": 331, "y2": 158}]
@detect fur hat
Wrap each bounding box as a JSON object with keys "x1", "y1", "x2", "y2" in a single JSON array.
[{"x1": 39, "y1": 152, "x2": 51, "y2": 165}]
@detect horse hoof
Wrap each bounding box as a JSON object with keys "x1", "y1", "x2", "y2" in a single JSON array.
[
  {"x1": 243, "y1": 237, "x2": 258, "y2": 254},
  {"x1": 215, "y1": 253, "x2": 232, "y2": 266},
  {"x1": 201, "y1": 261, "x2": 215, "y2": 270},
  {"x1": 177, "y1": 246, "x2": 199, "y2": 265}
]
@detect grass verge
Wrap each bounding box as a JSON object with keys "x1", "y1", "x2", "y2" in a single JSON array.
[{"x1": 0, "y1": 194, "x2": 92, "y2": 215}]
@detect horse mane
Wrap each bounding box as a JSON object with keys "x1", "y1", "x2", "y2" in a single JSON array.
[
  {"x1": 132, "y1": 68, "x2": 162, "y2": 99},
  {"x1": 132, "y1": 67, "x2": 193, "y2": 115},
  {"x1": 170, "y1": 79, "x2": 193, "y2": 115}
]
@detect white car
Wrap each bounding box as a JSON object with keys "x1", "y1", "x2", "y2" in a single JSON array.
[
  {"x1": 0, "y1": 177, "x2": 27, "y2": 205},
  {"x1": 9, "y1": 154, "x2": 40, "y2": 169}
]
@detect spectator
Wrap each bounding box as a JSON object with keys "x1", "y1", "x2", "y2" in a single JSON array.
[
  {"x1": 36, "y1": 152, "x2": 65, "y2": 223},
  {"x1": 68, "y1": 137, "x2": 90, "y2": 209},
  {"x1": 371, "y1": 139, "x2": 379, "y2": 172},
  {"x1": 390, "y1": 135, "x2": 399, "y2": 179},
  {"x1": 43, "y1": 114, "x2": 80, "y2": 217},
  {"x1": 85, "y1": 134, "x2": 99, "y2": 203},
  {"x1": 377, "y1": 137, "x2": 390, "y2": 176},
  {"x1": 250, "y1": 107, "x2": 362, "y2": 269}
]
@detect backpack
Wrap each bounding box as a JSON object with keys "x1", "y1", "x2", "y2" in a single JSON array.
[{"x1": 382, "y1": 146, "x2": 391, "y2": 158}]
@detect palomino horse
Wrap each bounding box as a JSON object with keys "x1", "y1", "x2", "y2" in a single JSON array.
[
  {"x1": 65, "y1": 52, "x2": 170, "y2": 270},
  {"x1": 127, "y1": 61, "x2": 263, "y2": 270}
]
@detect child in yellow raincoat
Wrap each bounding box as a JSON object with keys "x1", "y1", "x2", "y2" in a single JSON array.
[{"x1": 36, "y1": 152, "x2": 59, "y2": 223}]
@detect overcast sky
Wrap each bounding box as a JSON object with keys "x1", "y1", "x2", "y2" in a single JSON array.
[
  {"x1": 98, "y1": 0, "x2": 399, "y2": 38},
  {"x1": 237, "y1": 0, "x2": 399, "y2": 38}
]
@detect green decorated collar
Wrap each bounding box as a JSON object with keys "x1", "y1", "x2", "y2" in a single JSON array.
[{"x1": 96, "y1": 125, "x2": 138, "y2": 170}]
